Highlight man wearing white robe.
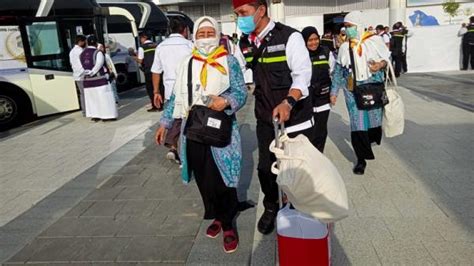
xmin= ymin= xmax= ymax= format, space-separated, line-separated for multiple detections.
xmin=80 ymin=35 xmax=118 ymax=121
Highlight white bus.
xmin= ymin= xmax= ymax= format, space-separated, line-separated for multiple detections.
xmin=98 ymin=0 xmax=169 ymax=90
xmin=0 ymin=0 xmax=137 ymax=130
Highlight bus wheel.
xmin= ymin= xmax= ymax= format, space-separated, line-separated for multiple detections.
xmin=0 ymin=93 xmax=19 ymax=131
xmin=115 ymin=64 xmax=129 ymax=92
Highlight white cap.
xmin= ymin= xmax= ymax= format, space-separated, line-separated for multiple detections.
xmin=344 ymin=10 xmax=364 ymax=26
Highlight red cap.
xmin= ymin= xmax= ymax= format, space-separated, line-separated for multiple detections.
xmin=232 ymin=0 xmax=257 ymax=9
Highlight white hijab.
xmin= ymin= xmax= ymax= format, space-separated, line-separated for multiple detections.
xmin=172 ymin=16 xmax=230 ymax=119
xmin=338 ymin=11 xmax=391 ymax=81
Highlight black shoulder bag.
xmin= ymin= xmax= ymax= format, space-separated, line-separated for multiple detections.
xmin=348 ymin=45 xmax=389 ymax=110
xmin=183 ymin=58 xmax=233 ymax=148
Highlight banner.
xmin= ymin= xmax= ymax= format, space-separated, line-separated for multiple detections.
xmin=0 ymin=26 xmax=27 ymax=70
xmin=407 ymin=24 xmax=464 ymax=73
xmin=407 ymin=3 xmax=474 ymax=26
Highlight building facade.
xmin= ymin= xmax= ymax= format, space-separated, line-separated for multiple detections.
xmin=153 ymin=0 xmax=406 ymax=34
xmin=154 ymin=0 xmax=474 ymax=72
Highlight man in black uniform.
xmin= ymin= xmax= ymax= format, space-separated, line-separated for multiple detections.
xmin=460 ymin=16 xmax=474 ymax=70
xmin=390 ymin=22 xmax=405 ymax=77
xmin=135 ymin=31 xmax=159 ymax=112
xmin=234 ymin=0 xmax=313 ymax=235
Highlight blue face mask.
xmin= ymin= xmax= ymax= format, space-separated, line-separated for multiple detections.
xmin=237 ymin=8 xmax=262 ymax=35
xmin=346 ymin=26 xmax=358 ymax=39
xmin=238 ymin=15 xmax=256 ymax=35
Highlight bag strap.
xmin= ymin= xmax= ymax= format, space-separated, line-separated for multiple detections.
xmin=348 ymin=45 xmax=357 ymax=91
xmin=385 ymin=61 xmax=399 ymax=89
xmin=187 ymin=57 xmax=193 ymax=106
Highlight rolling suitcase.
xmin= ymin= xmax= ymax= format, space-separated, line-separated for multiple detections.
xmin=272 ymin=119 xmax=335 ymax=266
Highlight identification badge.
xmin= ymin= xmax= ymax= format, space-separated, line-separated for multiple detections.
xmin=319 ymin=55 xmax=326 ymax=59
xmin=207 ymin=117 xmax=222 ymax=129
xmin=267 ymin=44 xmax=285 ymax=53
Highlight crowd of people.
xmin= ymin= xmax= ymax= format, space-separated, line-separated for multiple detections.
xmin=68 ymin=0 xmax=473 ymax=255
xmin=150 ymin=0 xmax=393 ymax=254
xmin=317 ymin=21 xmax=412 ymax=77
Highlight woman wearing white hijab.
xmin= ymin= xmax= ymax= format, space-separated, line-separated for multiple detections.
xmin=155 ymin=16 xmax=247 ymax=254
xmin=330 ymin=11 xmax=391 ymax=175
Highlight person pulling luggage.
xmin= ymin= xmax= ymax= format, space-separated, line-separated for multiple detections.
xmin=233 ymin=0 xmax=313 ymax=235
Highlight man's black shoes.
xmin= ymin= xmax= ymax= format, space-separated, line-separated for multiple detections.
xmin=257 ymin=208 xmax=277 ymax=235
xmin=353 ymin=159 xmax=367 ymax=175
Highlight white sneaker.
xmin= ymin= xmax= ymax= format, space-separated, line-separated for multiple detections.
xmin=166 ymin=149 xmax=181 ymax=164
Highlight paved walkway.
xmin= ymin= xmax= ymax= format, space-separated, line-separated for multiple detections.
xmin=0 ymin=89 xmax=159 ymax=227
xmin=1 ymin=72 xmax=473 ymax=265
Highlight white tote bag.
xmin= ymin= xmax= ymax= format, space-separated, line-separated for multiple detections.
xmin=270 ymin=133 xmax=349 ymax=223
xmin=383 ymin=62 xmax=405 ymax=138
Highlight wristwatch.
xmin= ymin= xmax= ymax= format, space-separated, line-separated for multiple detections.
xmin=284 ymin=96 xmax=297 ymax=109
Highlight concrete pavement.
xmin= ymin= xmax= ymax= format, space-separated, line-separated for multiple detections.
xmin=1 ymin=71 xmax=473 ymax=265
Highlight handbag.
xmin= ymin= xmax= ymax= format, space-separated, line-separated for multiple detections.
xmin=348 ymin=45 xmax=389 ymax=110
xmin=270 ymin=120 xmax=349 ymax=223
xmin=183 ymin=58 xmax=232 ymax=148
xmin=383 ymin=61 xmax=405 ymax=138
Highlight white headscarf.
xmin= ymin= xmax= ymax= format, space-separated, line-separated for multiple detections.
xmin=172 ymin=16 xmax=230 ymax=119
xmin=338 ymin=11 xmax=391 ymax=81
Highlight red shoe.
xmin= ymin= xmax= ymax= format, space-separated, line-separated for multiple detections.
xmin=206 ymin=220 xmax=222 ymax=238
xmin=223 ymin=230 xmax=239 ymax=254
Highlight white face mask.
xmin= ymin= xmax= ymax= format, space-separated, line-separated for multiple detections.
xmin=195 ymin=37 xmax=219 ymax=55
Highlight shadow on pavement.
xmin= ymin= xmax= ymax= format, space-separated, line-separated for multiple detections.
xmin=327 ymin=112 xmax=358 ymax=165
xmin=238 ymin=123 xmax=258 ymax=205
xmin=0 ymin=86 xmax=149 ymax=141
xmin=384 ymin=119 xmax=474 ymax=233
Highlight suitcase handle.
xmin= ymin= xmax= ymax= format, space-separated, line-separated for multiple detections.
xmin=273 ymin=118 xmax=286 ymax=209
xmin=273 ymin=118 xmax=286 ymax=149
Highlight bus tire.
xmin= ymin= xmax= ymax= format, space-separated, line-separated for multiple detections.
xmin=0 ymin=84 xmax=33 ymax=131
xmin=115 ymin=64 xmax=129 ymax=92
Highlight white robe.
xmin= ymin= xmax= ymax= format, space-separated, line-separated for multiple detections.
xmin=83 ymin=46 xmax=118 ymax=119
xmin=84 ymin=84 xmax=118 ymax=119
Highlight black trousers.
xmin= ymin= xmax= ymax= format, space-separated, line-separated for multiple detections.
xmin=144 ymin=72 xmax=156 ymax=108
xmin=187 ymin=139 xmax=238 ymax=231
xmin=75 ymin=81 xmax=85 ymax=116
xmin=256 ymin=120 xmax=314 ymax=210
xmin=311 ymin=110 xmax=330 ymax=153
xmin=351 ymin=127 xmax=382 ymax=161
xmin=462 ymin=43 xmax=474 ymax=70
xmin=401 ymin=52 xmax=408 ymax=73
xmin=392 ymin=54 xmax=402 ymax=77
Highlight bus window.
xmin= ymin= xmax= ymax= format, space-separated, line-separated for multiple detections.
xmin=25 ymin=21 xmax=68 ymax=71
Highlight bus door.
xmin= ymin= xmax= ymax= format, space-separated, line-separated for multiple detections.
xmin=60 ymin=18 xmax=96 ymax=51
xmin=19 ymin=17 xmax=79 ymax=117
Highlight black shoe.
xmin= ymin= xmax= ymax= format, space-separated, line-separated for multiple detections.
xmin=147 ymin=107 xmax=159 ymax=112
xmin=353 ymin=160 xmax=367 ymax=175
xmin=257 ymin=208 xmax=277 ymax=235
